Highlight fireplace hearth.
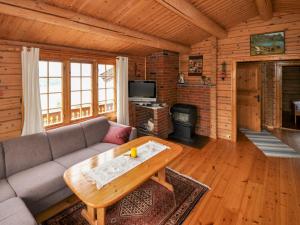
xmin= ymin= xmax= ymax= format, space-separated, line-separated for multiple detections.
xmin=169 ymin=103 xmax=197 ymax=143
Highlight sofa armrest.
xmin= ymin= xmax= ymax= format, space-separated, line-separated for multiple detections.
xmin=108 ymin=121 xmax=137 ymax=141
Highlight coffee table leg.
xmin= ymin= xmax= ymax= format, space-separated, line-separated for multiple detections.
xmin=97 ymin=208 xmax=106 ymax=225
xmin=152 ymin=168 xmax=174 ymax=192
xmin=81 ymin=206 xmax=97 ymax=225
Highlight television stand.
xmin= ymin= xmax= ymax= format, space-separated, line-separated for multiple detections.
xmin=129 ymin=103 xmax=170 ymax=139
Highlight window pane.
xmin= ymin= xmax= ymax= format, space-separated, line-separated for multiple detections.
xmin=71 ymin=63 xmax=80 ymax=76
xmin=82 ymin=91 xmax=91 ymax=104
xmin=49 ymin=78 xmax=62 ymax=93
xmin=39 ymin=78 xmax=48 ymax=94
xmin=39 ymin=61 xmax=47 ymax=77
xmin=98 ymin=64 xmax=105 ymax=76
xmin=106 ymin=65 xmax=114 ymax=76
xmin=81 ymin=104 xmax=91 ymax=117
xmin=49 ymin=93 xmax=62 ymax=109
xmin=82 ymin=77 xmax=91 ymax=90
xmin=98 ymin=77 xmax=105 ymax=89
xmin=82 ymin=64 xmax=92 ymax=77
xmin=106 ymin=100 xmax=114 ymax=112
xmin=98 ymin=89 xmax=105 ymax=102
xmin=106 ymin=88 xmax=114 ymax=100
xmin=40 ymin=94 xmax=48 ymax=110
xmin=49 ymin=62 xmax=62 ymax=77
xmin=71 ymin=77 xmax=81 ymax=91
xmin=71 ymin=91 xmax=81 ymax=106
xmin=98 ymin=101 xmax=105 ymax=114
xmin=106 ymin=77 xmax=114 ymax=88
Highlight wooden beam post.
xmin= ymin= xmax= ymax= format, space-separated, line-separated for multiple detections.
xmin=154 ymin=0 xmax=227 ymax=39
xmin=0 ymin=0 xmax=191 ymax=53
xmin=255 ymin=0 xmax=273 ymax=21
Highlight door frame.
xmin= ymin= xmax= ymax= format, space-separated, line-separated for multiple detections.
xmin=232 ymin=58 xmax=300 ymax=142
xmin=275 ymin=61 xmax=300 ymax=128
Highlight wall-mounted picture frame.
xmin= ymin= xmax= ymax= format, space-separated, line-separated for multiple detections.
xmin=250 ymin=31 xmax=285 ymax=56
xmin=188 ymin=55 xmax=203 ymax=76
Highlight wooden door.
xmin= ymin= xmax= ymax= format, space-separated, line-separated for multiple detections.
xmin=237 ymin=63 xmax=262 ymax=132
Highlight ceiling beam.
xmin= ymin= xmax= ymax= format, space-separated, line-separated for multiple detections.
xmin=0 ymin=0 xmax=191 ymax=53
xmin=154 ymin=0 xmax=227 ymax=39
xmin=255 ymin=0 xmax=273 ymax=20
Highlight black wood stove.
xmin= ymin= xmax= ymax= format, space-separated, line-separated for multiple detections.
xmin=169 ymin=103 xmax=197 ymax=142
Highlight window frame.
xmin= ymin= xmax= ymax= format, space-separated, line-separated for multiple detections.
xmin=39 ymin=60 xmax=64 ymax=127
xmin=97 ymin=64 xmax=116 ymax=115
xmin=39 ymin=54 xmax=117 ymax=130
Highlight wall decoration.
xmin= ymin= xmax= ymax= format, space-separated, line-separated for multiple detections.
xmin=177 ymin=72 xmax=185 ymax=84
xmin=188 ymin=55 xmax=203 ymax=76
xmin=250 ymin=31 xmax=285 ymax=56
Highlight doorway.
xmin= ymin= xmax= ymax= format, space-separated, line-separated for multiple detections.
xmin=281 ymin=66 xmax=300 ymax=130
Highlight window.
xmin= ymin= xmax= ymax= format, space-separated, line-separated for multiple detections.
xmin=98 ymin=64 xmax=115 ymax=114
xmin=39 ymin=61 xmax=63 ymax=126
xmin=71 ymin=62 xmax=92 ymax=120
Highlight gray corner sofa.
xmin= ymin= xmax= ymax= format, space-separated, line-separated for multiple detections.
xmin=0 ymin=117 xmax=136 ymax=225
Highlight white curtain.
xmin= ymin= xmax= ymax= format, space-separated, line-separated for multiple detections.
xmin=116 ymin=56 xmax=129 ymax=125
xmin=21 ymin=47 xmax=44 ymax=136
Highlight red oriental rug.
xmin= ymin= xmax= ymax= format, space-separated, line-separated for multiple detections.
xmin=42 ymin=168 xmax=209 ymax=225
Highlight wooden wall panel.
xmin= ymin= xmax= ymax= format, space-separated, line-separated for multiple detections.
xmin=180 ymin=12 xmax=300 ymax=140
xmin=0 ymin=40 xmax=140 ymax=141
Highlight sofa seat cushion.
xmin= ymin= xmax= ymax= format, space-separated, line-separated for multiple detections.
xmin=90 ymin=143 xmax=118 ymax=154
xmin=0 ymin=179 xmax=16 ymax=203
xmin=55 ymin=148 xmax=99 ymax=169
xmin=7 ymin=161 xmax=66 ymax=203
xmin=0 ymin=197 xmax=37 ymax=225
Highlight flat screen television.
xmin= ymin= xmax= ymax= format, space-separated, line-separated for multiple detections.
xmin=128 ymin=80 xmax=156 ymax=102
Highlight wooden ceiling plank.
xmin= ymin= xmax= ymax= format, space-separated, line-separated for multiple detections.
xmin=154 ymin=0 xmax=227 ymax=39
xmin=255 ymin=0 xmax=273 ymax=21
xmin=0 ymin=0 xmax=191 ymax=53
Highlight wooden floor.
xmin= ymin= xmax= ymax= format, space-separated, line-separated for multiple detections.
xmin=270 ymin=128 xmax=300 ymax=152
xmin=37 ymin=134 xmax=300 ymax=225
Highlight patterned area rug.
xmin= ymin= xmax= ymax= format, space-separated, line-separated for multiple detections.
xmin=42 ymin=168 xmax=209 ymax=225
xmin=240 ymin=128 xmax=300 ymax=158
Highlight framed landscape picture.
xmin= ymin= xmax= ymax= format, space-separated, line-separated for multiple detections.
xmin=250 ymin=31 xmax=285 ymax=56
xmin=188 ymin=55 xmax=203 ymax=76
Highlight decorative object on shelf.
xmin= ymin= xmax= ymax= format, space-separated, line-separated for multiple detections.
xmin=147 ymin=118 xmax=154 ymax=132
xmin=221 ymin=61 xmax=227 ymax=80
xmin=178 ymin=72 xmax=185 ymax=84
xmin=250 ymin=31 xmax=285 ymax=56
xmin=188 ymin=55 xmax=203 ymax=76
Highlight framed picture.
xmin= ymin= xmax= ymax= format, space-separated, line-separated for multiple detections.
xmin=188 ymin=55 xmax=203 ymax=76
xmin=250 ymin=31 xmax=285 ymax=56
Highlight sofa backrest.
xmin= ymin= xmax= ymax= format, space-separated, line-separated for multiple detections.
xmin=0 ymin=143 xmax=5 ymax=179
xmin=47 ymin=123 xmax=86 ymax=159
xmin=3 ymin=133 xmax=52 ymax=177
xmin=80 ymin=117 xmax=110 ymax=147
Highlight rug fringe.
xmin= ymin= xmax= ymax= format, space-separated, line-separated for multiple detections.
xmin=166 ymin=167 xmax=211 ymax=190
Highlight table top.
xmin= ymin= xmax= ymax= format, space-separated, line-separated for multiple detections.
xmin=63 ymin=136 xmax=183 ymax=208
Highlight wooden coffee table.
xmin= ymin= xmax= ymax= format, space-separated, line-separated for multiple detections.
xmin=63 ymin=136 xmax=183 ymax=225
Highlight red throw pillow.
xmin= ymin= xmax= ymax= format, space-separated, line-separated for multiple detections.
xmin=102 ymin=126 xmax=132 ymax=145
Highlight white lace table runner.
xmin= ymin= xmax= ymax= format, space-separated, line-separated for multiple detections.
xmin=82 ymin=141 xmax=169 ymax=189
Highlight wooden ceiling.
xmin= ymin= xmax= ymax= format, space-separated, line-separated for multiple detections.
xmin=0 ymin=0 xmax=299 ymax=55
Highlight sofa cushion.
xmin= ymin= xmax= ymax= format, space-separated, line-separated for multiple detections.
xmin=55 ymin=148 xmax=99 ymax=169
xmin=0 ymin=143 xmax=5 ymax=179
xmin=7 ymin=161 xmax=66 ymax=203
xmin=103 ymin=126 xmax=132 ymax=145
xmin=3 ymin=133 xmax=52 ymax=177
xmin=90 ymin=143 xmax=118 ymax=154
xmin=47 ymin=124 xmax=86 ymax=159
xmin=0 ymin=179 xmax=16 ymax=203
xmin=109 ymin=121 xmax=137 ymax=141
xmin=80 ymin=117 xmax=110 ymax=146
xmin=0 ymin=197 xmax=37 ymax=225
